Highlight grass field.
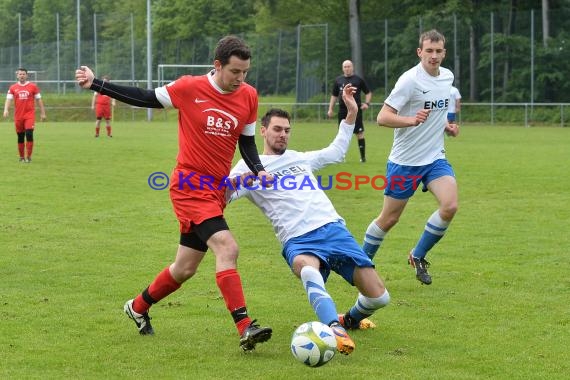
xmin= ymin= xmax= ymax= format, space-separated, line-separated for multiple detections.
xmin=1 ymin=118 xmax=569 ymax=379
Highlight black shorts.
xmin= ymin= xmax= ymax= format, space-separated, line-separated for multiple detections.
xmin=338 ymin=109 xmax=364 ymax=134
xmin=179 ymin=216 xmax=229 ymax=252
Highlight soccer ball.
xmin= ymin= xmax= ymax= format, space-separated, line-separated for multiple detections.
xmin=290 ymin=321 xmax=337 ymax=367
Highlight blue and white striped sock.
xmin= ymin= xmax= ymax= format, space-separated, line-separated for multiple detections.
xmin=362 ymin=220 xmax=386 ymax=259
xmin=347 ymin=290 xmax=390 ymax=327
xmin=413 ymin=210 xmax=450 ymax=259
xmin=300 ymin=266 xmax=338 ymax=326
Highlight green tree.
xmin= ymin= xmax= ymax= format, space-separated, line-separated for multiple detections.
xmin=0 ymin=0 xmax=34 ymax=48
xmin=153 ymin=0 xmax=256 ymax=40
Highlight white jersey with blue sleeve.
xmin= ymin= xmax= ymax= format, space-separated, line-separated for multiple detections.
xmin=448 ymin=86 xmax=461 ymax=113
xmin=228 ymin=120 xmax=355 ymax=244
xmin=384 ymin=62 xmax=454 ymax=166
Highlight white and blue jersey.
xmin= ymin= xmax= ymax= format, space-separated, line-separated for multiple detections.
xmin=229 ymin=120 xmax=354 ymax=244
xmin=229 ymin=120 xmax=374 ymax=279
xmin=384 ymin=62 xmax=454 ymax=166
xmin=381 ymin=62 xmax=456 ymax=199
xmin=447 ymin=86 xmax=461 ymax=122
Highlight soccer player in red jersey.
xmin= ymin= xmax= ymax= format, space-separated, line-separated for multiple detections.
xmin=75 ymin=35 xmax=273 ymax=351
xmin=91 ymin=75 xmax=115 ymax=137
xmin=3 ymin=68 xmax=47 ymax=163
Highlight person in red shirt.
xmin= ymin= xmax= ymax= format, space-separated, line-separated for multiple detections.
xmin=91 ymin=75 xmax=115 ymax=137
xmin=75 ymin=35 xmax=273 ymax=352
xmin=3 ymin=68 xmax=47 ymax=163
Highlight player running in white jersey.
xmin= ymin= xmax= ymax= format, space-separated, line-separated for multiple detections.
xmin=362 ymin=29 xmax=459 ymax=285
xmin=448 ymin=85 xmax=462 ymax=123
xmin=228 ymin=84 xmax=390 ymax=355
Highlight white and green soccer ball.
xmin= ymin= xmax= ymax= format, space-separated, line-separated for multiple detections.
xmin=290 ymin=321 xmax=337 ymax=367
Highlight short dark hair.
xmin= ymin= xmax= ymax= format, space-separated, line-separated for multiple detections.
xmin=419 ymin=29 xmax=445 ymax=48
xmin=17 ymin=67 xmax=28 ymax=73
xmin=261 ymin=108 xmax=291 ymax=128
xmin=214 ymin=35 xmax=251 ymax=66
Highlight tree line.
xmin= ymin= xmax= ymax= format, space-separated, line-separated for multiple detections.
xmin=1 ymin=0 xmax=569 ymax=102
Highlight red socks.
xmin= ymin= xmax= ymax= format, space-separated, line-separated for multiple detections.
xmin=25 ymin=141 xmax=33 ymax=158
xmin=216 ymin=269 xmax=251 ymax=334
xmin=132 ymin=267 xmax=181 ymax=314
xmin=131 ymin=267 xmax=251 ymax=335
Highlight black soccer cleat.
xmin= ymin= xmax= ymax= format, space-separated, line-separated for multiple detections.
xmin=408 ymin=252 xmax=432 ymax=285
xmin=124 ymin=299 xmax=155 ymax=335
xmin=239 ymin=319 xmax=272 ymax=352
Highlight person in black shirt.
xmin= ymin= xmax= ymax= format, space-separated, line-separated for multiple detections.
xmin=327 ymin=60 xmax=372 ymax=163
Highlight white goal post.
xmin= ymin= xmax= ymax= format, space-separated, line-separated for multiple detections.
xmin=157 ymin=64 xmax=213 ymax=86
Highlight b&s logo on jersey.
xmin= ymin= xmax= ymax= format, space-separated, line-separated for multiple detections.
xmin=203 ymin=108 xmax=238 ymax=137
xmin=18 ymin=91 xmax=31 ymax=100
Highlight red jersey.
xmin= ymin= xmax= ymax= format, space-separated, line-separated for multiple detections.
xmin=7 ymin=82 xmax=41 ymax=121
xmin=159 ymin=74 xmax=258 ymax=181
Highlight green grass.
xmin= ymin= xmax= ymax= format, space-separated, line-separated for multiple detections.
xmin=1 ymin=119 xmax=569 ymax=379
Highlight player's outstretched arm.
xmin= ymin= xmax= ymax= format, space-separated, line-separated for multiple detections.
xmin=76 ymin=65 xmax=163 ymax=109
xmin=342 ymin=84 xmax=358 ymax=125
xmin=305 ymin=84 xmax=357 ymax=169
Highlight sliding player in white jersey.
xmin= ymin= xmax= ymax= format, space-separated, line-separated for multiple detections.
xmin=228 ymin=84 xmax=390 ymax=356
xmin=361 ymin=29 xmax=459 ymax=285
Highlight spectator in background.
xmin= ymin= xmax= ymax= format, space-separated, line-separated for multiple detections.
xmin=3 ymin=68 xmax=47 ymax=163
xmin=91 ymin=75 xmax=115 ymax=137
xmin=327 ymin=60 xmax=372 ymax=163
xmin=448 ymin=85 xmax=462 ymax=123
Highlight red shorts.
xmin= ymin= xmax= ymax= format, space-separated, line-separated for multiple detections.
xmin=96 ymin=106 xmax=111 ymax=120
xmin=14 ymin=118 xmax=35 ymax=133
xmin=169 ymin=167 xmax=227 ymax=233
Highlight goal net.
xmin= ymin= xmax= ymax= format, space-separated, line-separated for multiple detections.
xmin=157 ymin=64 xmax=213 ymax=86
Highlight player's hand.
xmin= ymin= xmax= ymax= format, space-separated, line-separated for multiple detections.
xmin=327 ymin=109 xmax=334 ymax=118
xmin=75 ymin=66 xmax=95 ymax=89
xmin=230 ymin=171 xmax=274 ymax=189
xmin=414 ymin=109 xmax=431 ymax=126
xmin=342 ymin=84 xmax=357 ymax=112
xmin=40 ymin=114 xmax=47 ymax=122
xmin=445 ymin=122 xmax=459 ymax=137
xmin=3 ymin=110 xmax=8 ymax=118
xmin=257 ymin=170 xmax=275 ymax=188
xmin=230 ymin=172 xmax=256 ymax=189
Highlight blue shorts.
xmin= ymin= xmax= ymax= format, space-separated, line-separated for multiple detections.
xmin=384 ymin=159 xmax=455 ymax=200
xmin=282 ymin=221 xmax=374 ymax=285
